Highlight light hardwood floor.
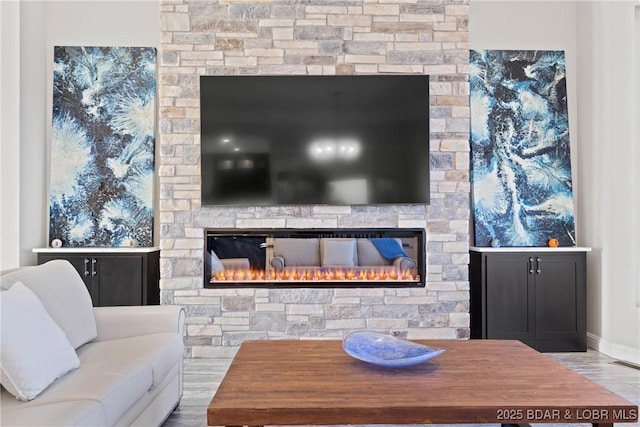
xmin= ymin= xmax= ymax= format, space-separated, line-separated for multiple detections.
xmin=162 ymin=347 xmax=640 ymax=427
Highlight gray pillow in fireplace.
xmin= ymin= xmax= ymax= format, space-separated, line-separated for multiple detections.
xmin=273 ymin=238 xmax=321 ymax=266
xmin=357 ymin=238 xmax=397 ymax=266
xmin=320 ymin=238 xmax=357 ymax=267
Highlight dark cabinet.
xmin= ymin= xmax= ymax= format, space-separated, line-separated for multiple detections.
xmin=470 ymin=248 xmax=588 ymax=352
xmin=35 ymin=249 xmax=160 ymax=307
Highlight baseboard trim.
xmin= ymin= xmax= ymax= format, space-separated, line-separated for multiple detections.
xmin=587 ymin=332 xmax=640 ymax=365
xmin=612 ymin=359 xmax=640 ymax=370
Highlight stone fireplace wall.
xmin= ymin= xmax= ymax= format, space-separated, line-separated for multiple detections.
xmin=158 ymin=0 xmax=470 ymax=357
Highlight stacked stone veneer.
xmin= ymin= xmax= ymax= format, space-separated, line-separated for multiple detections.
xmin=159 ymin=0 xmax=470 ymax=358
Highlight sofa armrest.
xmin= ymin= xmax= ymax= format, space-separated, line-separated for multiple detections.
xmin=271 ymin=256 xmax=285 ymax=272
xmin=393 ymin=256 xmax=417 ymax=271
xmin=93 ymin=305 xmax=185 ymax=342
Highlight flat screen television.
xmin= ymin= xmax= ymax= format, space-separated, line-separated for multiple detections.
xmin=200 ymin=75 xmax=430 ymax=206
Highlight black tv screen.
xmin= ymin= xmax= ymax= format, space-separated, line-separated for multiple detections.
xmin=200 ymin=75 xmax=430 ymax=206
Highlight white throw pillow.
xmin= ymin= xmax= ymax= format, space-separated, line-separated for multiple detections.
xmin=0 ymin=260 xmax=97 ymax=349
xmin=0 ymin=281 xmax=80 ymax=401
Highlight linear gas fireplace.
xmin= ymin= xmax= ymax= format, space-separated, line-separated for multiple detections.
xmin=204 ymin=228 xmax=426 ymax=288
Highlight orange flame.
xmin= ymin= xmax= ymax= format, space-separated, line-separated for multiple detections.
xmin=211 ymin=267 xmax=417 ymax=283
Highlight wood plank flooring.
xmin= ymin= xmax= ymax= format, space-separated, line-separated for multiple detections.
xmin=162 ymin=346 xmax=640 ymax=427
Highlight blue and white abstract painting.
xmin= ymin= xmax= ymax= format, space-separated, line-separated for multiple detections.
xmin=470 ymin=50 xmax=575 ymax=247
xmin=49 ymin=46 xmax=156 ymax=247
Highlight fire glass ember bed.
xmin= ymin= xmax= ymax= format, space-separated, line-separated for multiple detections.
xmin=204 ymin=228 xmax=425 ymax=288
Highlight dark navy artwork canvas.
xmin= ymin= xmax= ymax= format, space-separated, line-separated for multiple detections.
xmin=49 ymin=46 xmax=156 ymax=247
xmin=470 ymin=50 xmax=575 ymax=247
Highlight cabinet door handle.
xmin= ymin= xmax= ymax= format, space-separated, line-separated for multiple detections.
xmin=529 ymin=257 xmax=534 ymax=274
xmin=536 ymin=257 xmax=541 ymax=274
xmin=84 ymin=258 xmax=90 ymax=276
xmin=91 ymin=258 xmax=97 ymax=276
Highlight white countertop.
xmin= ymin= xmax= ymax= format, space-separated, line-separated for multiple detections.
xmin=470 ymin=246 xmax=592 ymax=253
xmin=33 ymin=247 xmax=160 ymax=254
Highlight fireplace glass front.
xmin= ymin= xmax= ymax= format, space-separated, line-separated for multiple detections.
xmin=204 ymin=228 xmax=425 ymax=288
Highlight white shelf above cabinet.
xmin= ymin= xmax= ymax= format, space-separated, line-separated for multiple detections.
xmin=470 ymin=246 xmax=591 ymax=253
xmin=33 ymin=247 xmax=160 ymax=254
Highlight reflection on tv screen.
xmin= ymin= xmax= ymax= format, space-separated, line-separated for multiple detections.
xmin=200 ymin=75 xmax=430 ymax=206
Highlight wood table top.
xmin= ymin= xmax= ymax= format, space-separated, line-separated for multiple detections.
xmin=207 ymin=339 xmax=638 ymax=426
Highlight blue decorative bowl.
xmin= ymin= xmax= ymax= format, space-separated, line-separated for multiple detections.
xmin=342 ymin=331 xmax=445 ymax=368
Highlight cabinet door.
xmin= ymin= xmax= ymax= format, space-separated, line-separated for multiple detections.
xmin=534 ymin=254 xmax=586 ymax=346
xmin=94 ymin=255 xmax=143 ymax=306
xmin=37 ymin=255 xmax=98 ymax=305
xmin=485 ymin=254 xmax=536 ymax=341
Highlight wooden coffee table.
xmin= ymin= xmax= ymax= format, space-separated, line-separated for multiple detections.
xmin=207 ymin=339 xmax=638 ymax=427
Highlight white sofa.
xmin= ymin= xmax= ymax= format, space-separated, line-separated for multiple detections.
xmin=0 ymin=260 xmax=185 ymax=427
xmin=270 ymin=237 xmax=418 ymax=272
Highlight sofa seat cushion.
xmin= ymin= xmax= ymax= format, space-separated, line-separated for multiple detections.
xmin=78 ymin=332 xmax=183 ymax=389
xmin=1 ymin=357 xmax=151 ymax=427
xmin=1 ymin=389 xmax=107 ymax=426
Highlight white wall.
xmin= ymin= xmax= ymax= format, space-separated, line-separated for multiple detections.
xmin=0 ymin=1 xmax=21 ymax=270
xmin=636 ymin=2 xmax=640 ymax=309
xmin=1 ymin=1 xmax=159 ymax=267
xmin=18 ymin=1 xmax=47 ymax=269
xmin=470 ymin=0 xmax=640 ymax=364
xmin=576 ymin=0 xmax=640 ymax=364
